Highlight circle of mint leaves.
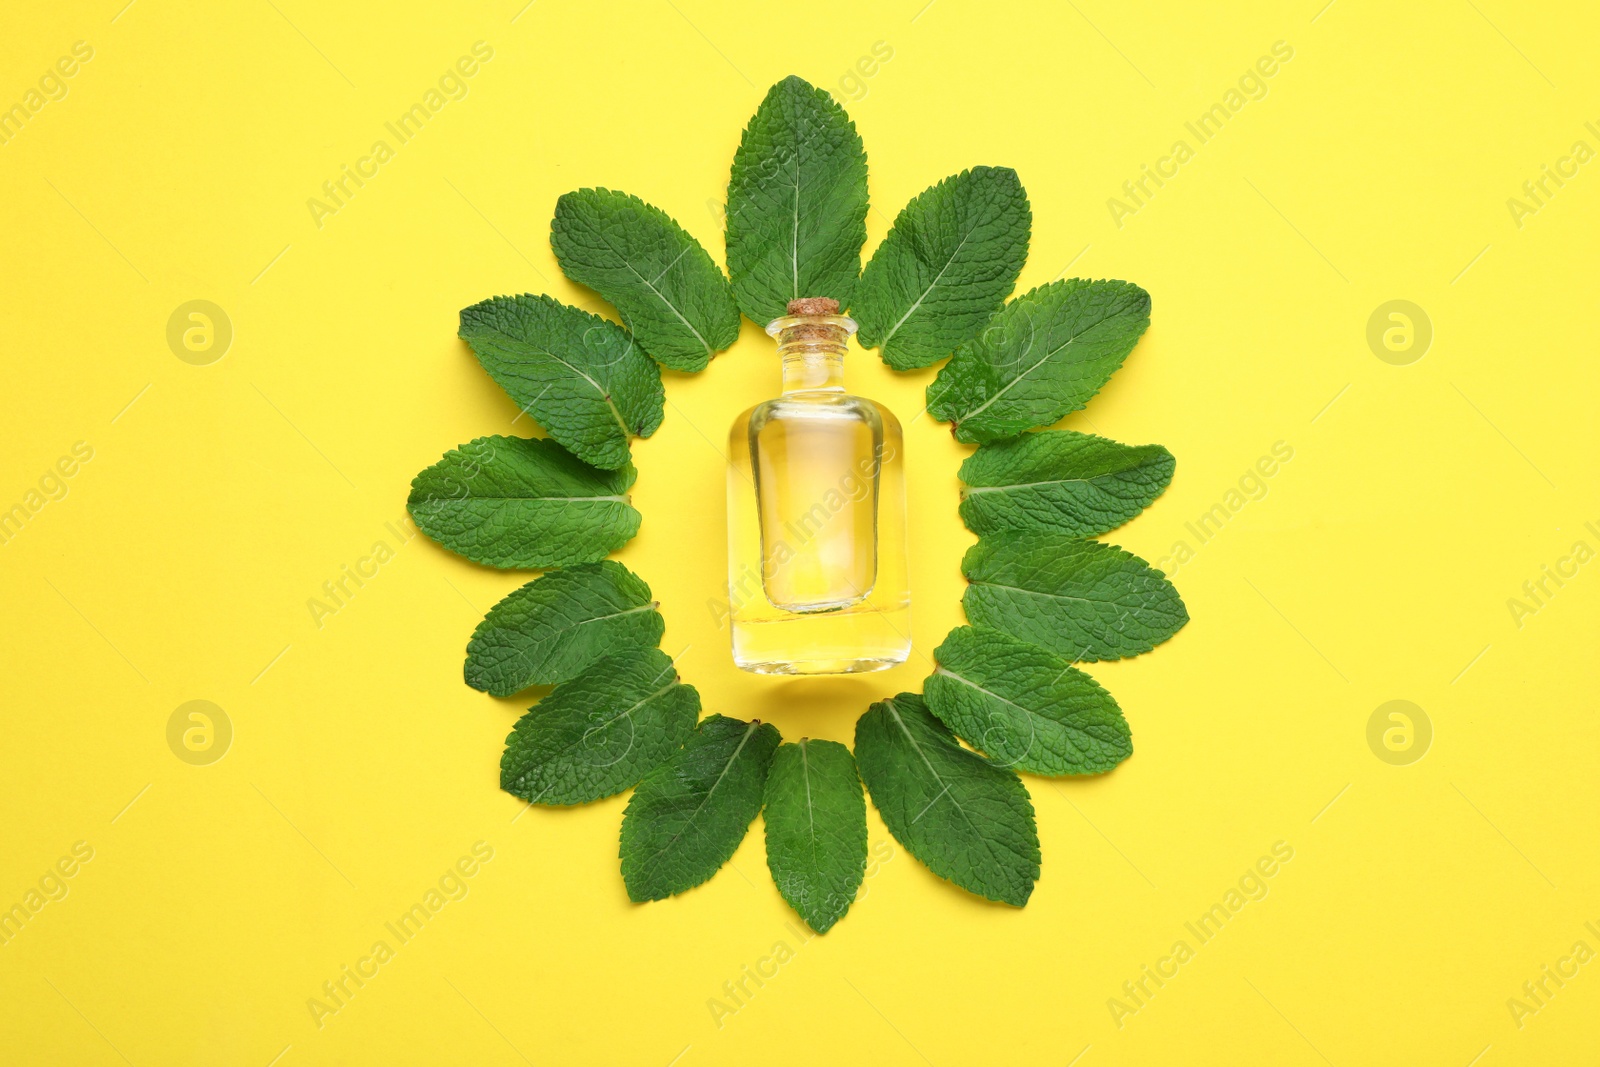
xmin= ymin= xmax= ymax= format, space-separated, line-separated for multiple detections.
xmin=406 ymin=75 xmax=1188 ymax=934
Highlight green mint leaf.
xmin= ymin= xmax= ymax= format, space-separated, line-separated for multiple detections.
xmin=854 ymin=167 xmax=1031 ymax=370
xmin=958 ymin=430 xmax=1175 ymax=538
xmin=762 ymin=739 xmax=867 ymax=933
xmin=725 ymin=75 xmax=868 ymax=325
xmin=854 ymin=692 xmax=1039 ymax=906
xmin=408 ymin=436 xmax=640 ymax=569
xmin=500 ymin=647 xmax=698 ymax=806
xmin=962 ymin=531 xmax=1188 ymax=661
xmin=465 ymin=561 xmax=665 ymax=697
xmin=925 ymin=626 xmax=1131 ymax=776
xmin=926 ymin=279 xmax=1152 ymax=443
xmin=621 ymin=714 xmax=782 ymax=901
xmin=459 ymin=294 xmax=663 ymax=471
xmin=550 ymin=188 xmax=740 ymax=372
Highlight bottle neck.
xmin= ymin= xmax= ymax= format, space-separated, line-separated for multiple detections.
xmin=767 ymin=316 xmax=855 ymax=394
xmin=781 ymin=351 xmax=845 ymax=392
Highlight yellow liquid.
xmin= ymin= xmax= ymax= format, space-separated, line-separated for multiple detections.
xmin=756 ymin=410 xmax=877 ymax=611
xmin=727 ymin=390 xmax=911 ymax=675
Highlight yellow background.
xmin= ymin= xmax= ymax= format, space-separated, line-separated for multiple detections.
xmin=3 ymin=0 xmax=1596 ymax=1063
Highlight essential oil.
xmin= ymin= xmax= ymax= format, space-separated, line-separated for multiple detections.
xmin=726 ymin=297 xmax=911 ymax=674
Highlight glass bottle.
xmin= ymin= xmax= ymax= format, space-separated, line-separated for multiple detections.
xmin=726 ymin=297 xmax=911 ymax=674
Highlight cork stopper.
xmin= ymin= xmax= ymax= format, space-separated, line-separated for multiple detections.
xmin=766 ymin=296 xmax=856 ymax=345
xmin=786 ymin=297 xmax=839 ymax=316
